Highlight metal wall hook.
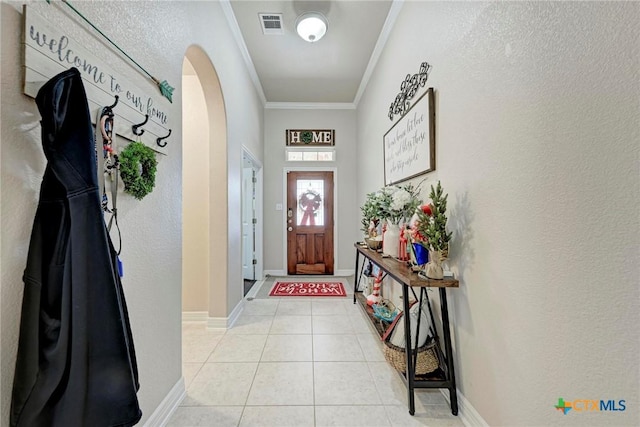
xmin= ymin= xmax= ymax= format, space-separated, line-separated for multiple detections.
xmin=106 ymin=95 xmax=119 ymax=110
xmin=156 ymin=129 xmax=171 ymax=148
xmin=100 ymin=95 xmax=119 ymax=118
xmin=131 ymin=114 xmax=149 ymax=136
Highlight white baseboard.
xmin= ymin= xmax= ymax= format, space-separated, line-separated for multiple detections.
xmin=334 ymin=269 xmax=354 ymax=276
xmin=264 ymin=269 xmax=353 ymax=277
xmin=264 ymin=269 xmax=285 ymax=276
xmin=181 ymin=311 xmax=208 ymax=322
xmin=143 ymin=377 xmax=185 ymax=427
xmin=246 ymin=279 xmax=266 ymax=299
xmin=227 ymin=298 xmax=244 ymax=328
xmin=206 ymin=299 xmax=245 ymax=329
xmin=440 ymin=389 xmax=489 ymax=427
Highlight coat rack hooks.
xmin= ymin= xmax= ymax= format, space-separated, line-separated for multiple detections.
xmin=106 ymin=95 xmax=119 ymax=110
xmin=156 ymin=129 xmax=171 ymax=148
xmin=131 ymin=114 xmax=149 ymax=136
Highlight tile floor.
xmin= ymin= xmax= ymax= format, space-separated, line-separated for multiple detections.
xmin=168 ymin=278 xmax=463 ymax=427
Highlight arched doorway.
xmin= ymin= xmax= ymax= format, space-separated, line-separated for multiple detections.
xmin=181 ymin=46 xmax=228 ymax=321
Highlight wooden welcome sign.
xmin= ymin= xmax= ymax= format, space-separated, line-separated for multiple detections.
xmin=22 ymin=5 xmax=171 ymax=155
xmin=286 ymin=129 xmax=335 ymax=147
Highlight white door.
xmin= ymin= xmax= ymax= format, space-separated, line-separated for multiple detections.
xmin=242 ymin=164 xmax=256 ymax=280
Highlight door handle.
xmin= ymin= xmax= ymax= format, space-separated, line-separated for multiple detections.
xmin=288 ymin=227 xmax=293 ymax=232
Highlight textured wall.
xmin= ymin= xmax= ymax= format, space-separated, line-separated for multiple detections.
xmin=263 ymin=109 xmax=359 ymax=274
xmin=0 ymin=1 xmax=263 ymax=424
xmin=357 ymin=1 xmax=639 ymax=425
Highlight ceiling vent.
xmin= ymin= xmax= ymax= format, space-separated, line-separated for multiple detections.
xmin=259 ymin=13 xmax=284 ymax=35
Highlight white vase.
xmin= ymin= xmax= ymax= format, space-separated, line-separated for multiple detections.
xmin=382 ymin=220 xmax=400 ymax=257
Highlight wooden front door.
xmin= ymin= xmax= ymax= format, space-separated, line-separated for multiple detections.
xmin=286 ymin=171 xmax=334 ymax=275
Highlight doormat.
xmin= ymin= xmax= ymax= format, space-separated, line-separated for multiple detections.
xmin=269 ymin=282 xmax=347 ymax=297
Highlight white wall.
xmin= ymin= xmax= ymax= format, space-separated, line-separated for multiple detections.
xmin=0 ymin=1 xmax=263 ymax=424
xmin=358 ymin=1 xmax=639 ymax=425
xmin=264 ymin=108 xmax=359 ymax=275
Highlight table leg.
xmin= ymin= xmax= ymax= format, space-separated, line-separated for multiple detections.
xmin=353 ymin=251 xmax=360 ymax=304
xmin=439 ymin=288 xmax=458 ymax=415
xmin=402 ymin=284 xmax=415 ymax=415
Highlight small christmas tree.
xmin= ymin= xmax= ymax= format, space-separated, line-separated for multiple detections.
xmin=416 ymin=181 xmax=452 ymax=253
xmin=360 ymin=192 xmax=382 ymax=237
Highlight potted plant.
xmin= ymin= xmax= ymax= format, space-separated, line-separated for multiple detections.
xmin=413 ymin=181 xmax=452 ymax=279
xmin=360 ymin=191 xmax=384 ymax=249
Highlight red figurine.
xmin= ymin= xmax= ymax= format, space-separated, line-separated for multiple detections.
xmin=398 ymin=226 xmax=410 ymax=261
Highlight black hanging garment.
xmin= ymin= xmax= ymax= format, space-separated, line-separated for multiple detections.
xmin=10 ymin=68 xmax=141 ymax=427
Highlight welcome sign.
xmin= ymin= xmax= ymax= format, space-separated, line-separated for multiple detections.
xmin=22 ymin=5 xmax=171 ymax=154
xmin=286 ymin=129 xmax=335 ymax=146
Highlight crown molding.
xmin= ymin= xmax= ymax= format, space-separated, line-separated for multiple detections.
xmin=221 ymin=0 xmax=403 ymax=107
xmin=265 ymin=102 xmax=356 ymax=110
xmin=353 ymin=0 xmax=404 ymax=106
xmin=220 ymin=0 xmax=267 ymax=105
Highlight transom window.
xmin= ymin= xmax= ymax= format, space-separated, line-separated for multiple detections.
xmin=286 ymin=148 xmax=335 ymax=162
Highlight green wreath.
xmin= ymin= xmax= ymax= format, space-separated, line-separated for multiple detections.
xmin=119 ymin=141 xmax=157 ymax=200
xmin=301 ymin=131 xmax=313 ymax=144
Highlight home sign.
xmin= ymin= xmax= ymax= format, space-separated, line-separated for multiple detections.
xmin=286 ymin=129 xmax=335 ymax=147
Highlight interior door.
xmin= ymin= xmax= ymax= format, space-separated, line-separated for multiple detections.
xmin=286 ymin=171 xmax=334 ymax=275
xmin=242 ymin=165 xmax=255 ymax=280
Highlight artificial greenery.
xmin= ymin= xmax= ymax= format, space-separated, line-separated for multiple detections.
xmin=378 ymin=182 xmax=422 ymax=224
xmin=415 ymin=181 xmax=452 ymax=252
xmin=360 ymin=182 xmax=422 ymax=235
xmin=119 ymin=141 xmax=158 ymax=200
xmin=360 ymin=191 xmax=383 ymax=236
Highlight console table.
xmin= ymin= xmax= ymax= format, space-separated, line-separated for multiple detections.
xmin=353 ymin=243 xmax=459 ymax=416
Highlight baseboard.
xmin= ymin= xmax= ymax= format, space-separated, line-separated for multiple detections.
xmin=264 ymin=269 xmax=353 ymax=277
xmin=143 ymin=377 xmax=185 ymax=427
xmin=181 ymin=311 xmax=208 ymax=322
xmin=334 ymin=269 xmax=354 ymax=276
xmin=264 ymin=269 xmax=285 ymax=276
xmin=206 ymin=299 xmax=245 ymax=329
xmin=227 ymin=298 xmax=244 ymax=328
xmin=440 ymin=389 xmax=489 ymax=427
xmin=246 ymin=279 xmax=265 ymax=299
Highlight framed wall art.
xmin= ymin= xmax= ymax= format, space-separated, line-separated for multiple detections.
xmin=383 ymin=88 xmax=435 ymax=186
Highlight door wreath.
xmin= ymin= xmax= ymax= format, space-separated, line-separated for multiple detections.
xmin=299 ymin=189 xmax=322 ymax=225
xmin=119 ymin=141 xmax=157 ymax=200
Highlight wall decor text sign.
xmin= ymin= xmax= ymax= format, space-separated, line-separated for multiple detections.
xmin=383 ymin=88 xmax=435 ymax=186
xmin=22 ymin=5 xmax=171 ymax=155
xmin=286 ymin=129 xmax=335 ymax=146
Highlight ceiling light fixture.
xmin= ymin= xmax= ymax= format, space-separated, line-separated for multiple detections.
xmin=295 ymin=12 xmax=327 ymax=43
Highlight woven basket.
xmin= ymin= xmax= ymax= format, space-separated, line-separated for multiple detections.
xmin=383 ymin=341 xmax=439 ymax=375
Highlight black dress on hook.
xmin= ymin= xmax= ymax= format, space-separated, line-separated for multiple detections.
xmin=10 ymin=68 xmax=141 ymax=427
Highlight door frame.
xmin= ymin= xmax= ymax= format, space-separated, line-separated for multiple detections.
xmin=243 ymin=146 xmax=264 ymax=280
xmin=282 ymin=166 xmax=338 ymax=275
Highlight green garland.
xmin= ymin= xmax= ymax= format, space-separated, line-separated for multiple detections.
xmin=119 ymin=141 xmax=157 ymax=200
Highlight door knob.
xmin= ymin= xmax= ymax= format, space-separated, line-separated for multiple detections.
xmin=288 ymin=227 xmax=293 ymax=232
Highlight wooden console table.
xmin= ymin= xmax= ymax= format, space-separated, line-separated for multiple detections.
xmin=353 ymin=243 xmax=459 ymax=416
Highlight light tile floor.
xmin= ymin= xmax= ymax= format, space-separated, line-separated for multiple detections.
xmin=168 ymin=277 xmax=463 ymax=427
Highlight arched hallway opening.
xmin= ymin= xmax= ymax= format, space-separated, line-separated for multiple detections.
xmin=181 ymin=46 xmax=228 ymax=322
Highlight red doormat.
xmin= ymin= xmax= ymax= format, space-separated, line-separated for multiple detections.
xmin=269 ymin=282 xmax=347 ymax=297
